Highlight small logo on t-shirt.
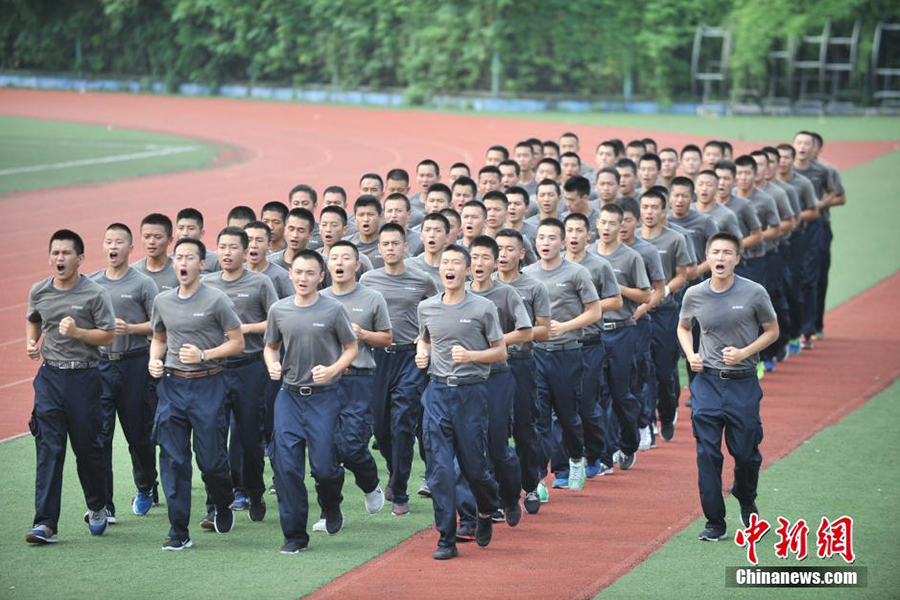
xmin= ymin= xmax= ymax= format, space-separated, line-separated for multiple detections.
xmin=404 ymin=286 xmax=420 ymax=292
xmin=193 ymin=312 xmax=205 ymax=317
xmin=120 ymin=294 xmax=133 ymax=299
xmin=459 ymin=318 xmax=472 ymax=323
xmin=732 ymin=305 xmax=744 ymax=310
xmin=70 ymin=304 xmax=83 ymax=310
xmin=352 ymin=308 xmax=364 ymax=312
xmin=658 ymin=250 xmax=668 ymax=254
xmin=555 ymin=283 xmax=568 ymax=288
xmin=237 ymin=293 xmax=250 ymax=298
xmin=312 ymin=322 xmax=325 ymax=327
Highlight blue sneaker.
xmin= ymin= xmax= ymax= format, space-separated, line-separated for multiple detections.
xmin=763 ymin=359 xmax=776 ymax=372
xmin=789 ymin=339 xmax=802 ymax=355
xmin=585 ymin=459 xmax=602 ymax=479
xmin=551 ymin=476 xmax=569 ymax=489
xmin=133 ymin=489 xmax=153 ymax=516
xmin=230 ymin=493 xmax=249 ymax=511
xmin=26 ymin=525 xmax=58 ymax=544
xmin=87 ymin=510 xmax=108 ymax=536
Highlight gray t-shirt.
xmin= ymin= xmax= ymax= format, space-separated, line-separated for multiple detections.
xmin=636 ymin=227 xmax=692 ymax=309
xmin=132 ymin=257 xmax=179 ymax=292
xmin=668 ymin=208 xmax=719 ymax=265
xmin=264 ymin=294 xmax=356 ymax=387
xmin=468 ymin=281 xmax=532 ymax=369
xmin=498 ymin=272 xmax=551 ymax=353
xmin=150 ymin=284 xmax=242 ymax=371
xmin=360 ymin=266 xmax=439 ymax=344
xmin=321 ymin=284 xmax=392 ymax=369
xmin=774 ymin=179 xmax=801 ymax=218
xmin=202 ymin=269 xmax=278 ymax=356
xmin=27 ymin=275 xmax=116 ymax=363
xmin=626 ymin=238 xmax=665 ymax=322
xmin=418 ymin=291 xmax=504 ymax=380
xmin=699 ymin=204 xmax=743 ymax=239
xmin=346 ymin=233 xmax=383 ymax=269
xmin=667 ymin=222 xmax=698 ymax=264
xmin=406 ymin=230 xmax=425 ymax=256
xmin=782 ymin=172 xmax=817 ymax=213
xmin=89 ymin=268 xmax=158 ymax=353
xmin=260 ymin=262 xmax=294 ymax=299
xmin=743 ymin=188 xmax=781 ymax=256
xmin=794 ymin=161 xmax=833 ymax=201
xmin=201 ymin=250 xmax=220 ymax=274
xmin=594 ymin=243 xmax=650 ymax=321
xmin=724 ymin=194 xmax=763 ymax=240
xmin=680 ymin=276 xmax=777 ymax=371
xmin=523 ymin=259 xmax=599 ymax=344
xmin=570 ymin=252 xmax=621 ymax=336
xmin=405 ymin=255 xmax=444 ymax=292
xmin=270 ymin=249 xmax=292 ymax=271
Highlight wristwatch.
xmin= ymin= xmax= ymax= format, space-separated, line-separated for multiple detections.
xmin=200 ymin=349 xmax=207 ymax=362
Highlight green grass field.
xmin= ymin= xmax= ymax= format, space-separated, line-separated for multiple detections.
xmin=0 ymin=116 xmax=218 ymax=195
xmin=594 ymin=379 xmax=900 ymax=600
xmin=0 ymin=108 xmax=898 ymax=599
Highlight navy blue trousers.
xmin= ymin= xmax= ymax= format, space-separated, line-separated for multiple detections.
xmin=272 ymin=386 xmax=344 ymax=546
xmin=761 ymin=250 xmax=790 ymax=361
xmin=31 ymin=365 xmax=107 ymax=532
xmin=649 ymin=306 xmax=680 ymax=426
xmin=784 ymin=231 xmax=806 ymax=341
xmin=221 ymin=359 xmax=267 ymax=499
xmin=423 ymin=381 xmax=499 ymax=548
xmin=509 ymin=356 xmax=544 ymax=493
xmin=154 ymin=372 xmax=233 ymax=540
xmin=689 ymin=371 xmax=763 ymax=531
xmin=801 ymin=219 xmax=824 ymax=337
xmin=744 ymin=256 xmax=767 ymax=287
xmin=816 ymin=220 xmax=833 ymax=333
xmin=551 ymin=340 xmax=607 ymax=473
xmin=335 ymin=374 xmax=380 ymax=494
xmin=602 ymin=326 xmax=641 ymax=456
xmin=535 ymin=347 xmax=585 ymax=475
xmin=634 ymin=318 xmax=654 ymax=433
xmin=99 ymin=352 xmax=157 ymax=513
xmin=371 ymin=348 xmax=426 ymax=504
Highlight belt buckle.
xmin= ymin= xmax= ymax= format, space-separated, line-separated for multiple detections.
xmin=718 ymin=370 xmax=728 ymax=380
xmin=299 ymin=386 xmax=313 ymax=396
xmin=446 ymin=376 xmax=459 ymax=387
xmin=602 ymin=322 xmax=614 ymax=331
xmin=107 ymin=353 xmax=122 ymax=361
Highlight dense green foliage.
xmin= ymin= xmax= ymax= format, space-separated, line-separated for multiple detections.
xmin=1 ymin=0 xmax=897 ymax=102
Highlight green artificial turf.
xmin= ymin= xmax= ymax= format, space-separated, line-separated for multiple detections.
xmin=0 ymin=115 xmax=218 ymax=195
xmin=594 ymin=378 xmax=900 ymax=600
xmin=490 ymin=111 xmax=900 ymax=142
xmin=0 ymin=435 xmax=434 ymax=600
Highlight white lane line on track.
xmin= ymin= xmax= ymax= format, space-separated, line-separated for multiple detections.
xmin=0 ymin=338 xmax=25 ymax=348
xmin=0 ymin=377 xmax=31 ymax=391
xmin=0 ymin=145 xmax=199 ymax=176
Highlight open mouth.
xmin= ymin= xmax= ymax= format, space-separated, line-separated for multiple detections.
xmin=474 ymin=268 xmax=484 ymax=278
xmin=248 ymin=250 xmax=258 ymax=259
xmin=335 ymin=268 xmax=345 ymax=277
xmin=56 ymin=264 xmax=66 ymax=273
xmin=109 ymin=251 xmax=119 ymax=261
xmin=179 ymin=268 xmax=188 ymax=278
xmin=445 ymin=272 xmax=457 ymax=282
xmin=714 ymin=263 xmax=726 ymax=273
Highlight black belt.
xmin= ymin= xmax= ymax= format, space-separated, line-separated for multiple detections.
xmin=538 ymin=340 xmax=582 ymax=352
xmin=489 ymin=364 xmax=510 ymax=374
xmin=507 ymin=349 xmax=534 ymax=361
xmin=430 ymin=375 xmax=487 ymax=387
xmin=283 ymin=383 xmax=338 ymax=396
xmin=384 ymin=343 xmax=416 ymax=354
xmin=343 ymin=367 xmax=374 ymax=376
xmin=582 ymin=335 xmax=604 ymax=347
xmin=702 ymin=367 xmax=757 ymax=380
xmin=101 ymin=348 xmax=149 ymax=361
xmin=44 ymin=360 xmax=98 ymax=370
xmin=224 ymin=352 xmax=263 ymax=369
xmin=601 ymin=319 xmax=636 ymax=332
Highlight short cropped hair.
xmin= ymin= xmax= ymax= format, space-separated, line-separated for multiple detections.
xmin=50 ymin=229 xmax=85 ymax=255
xmin=141 ymin=213 xmax=173 ymax=237
xmin=217 ymin=226 xmax=249 ymax=249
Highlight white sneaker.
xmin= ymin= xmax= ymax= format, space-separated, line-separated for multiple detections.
xmin=312 ymin=518 xmax=327 ymax=533
xmin=638 ymin=426 xmax=652 ymax=451
xmin=568 ymin=458 xmax=585 ymax=491
xmin=364 ymin=486 xmax=385 ymax=514
xmin=612 ymin=450 xmax=623 ymax=464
